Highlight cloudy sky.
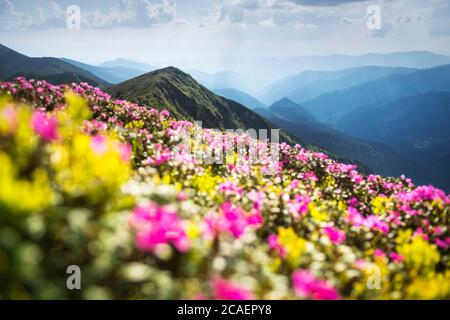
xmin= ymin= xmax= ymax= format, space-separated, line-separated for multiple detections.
xmin=1 ymin=0 xmax=450 ymax=71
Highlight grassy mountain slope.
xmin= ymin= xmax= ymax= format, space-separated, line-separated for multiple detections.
xmin=107 ymin=67 xmax=300 ymax=145
xmin=0 ymin=44 xmax=110 ymax=88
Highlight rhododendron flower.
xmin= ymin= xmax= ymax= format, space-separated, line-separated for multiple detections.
xmin=211 ymin=278 xmax=254 ymax=300
xmin=347 ymin=207 xmax=389 ymax=234
xmin=130 ymin=203 xmax=190 ymax=253
xmin=374 ymin=249 xmax=386 ymax=258
xmin=414 ymin=228 xmax=429 ymax=241
xmin=1 ymin=106 xmax=18 ymax=132
xmin=160 ymin=109 xmax=170 ymax=118
xmin=218 ymin=181 xmax=243 ymax=196
xmin=301 ymin=171 xmax=318 ymax=182
xmin=389 ymin=252 xmax=404 ymax=263
xmin=246 ymin=190 xmax=265 ymax=211
xmin=31 ymin=111 xmax=59 ymax=142
xmin=435 ymin=238 xmax=450 ymax=249
xmin=364 ymin=215 xmax=390 ymax=234
xmin=292 ymin=270 xmax=340 ymax=300
xmin=322 ymin=226 xmax=346 ymax=244
xmin=268 ymin=234 xmax=286 ymax=257
xmin=347 ymin=206 xmax=365 ymax=227
xmin=119 ymin=143 xmax=132 ymax=162
xmin=287 ymin=194 xmax=311 ymax=218
xmin=204 ymin=202 xmax=262 ymax=239
xmin=90 ymin=135 xmax=108 ymax=155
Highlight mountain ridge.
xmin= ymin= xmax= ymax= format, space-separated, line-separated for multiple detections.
xmin=0 ymin=43 xmax=110 ymax=88
xmin=107 ymin=66 xmax=302 ymax=146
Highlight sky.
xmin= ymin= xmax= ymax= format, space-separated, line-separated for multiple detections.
xmin=1 ymin=0 xmax=450 ymax=72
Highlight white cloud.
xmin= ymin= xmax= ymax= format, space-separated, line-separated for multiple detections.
xmin=0 ymin=0 xmax=178 ymax=30
xmin=259 ymin=17 xmax=275 ymax=26
xmin=0 ymin=0 xmax=33 ymax=30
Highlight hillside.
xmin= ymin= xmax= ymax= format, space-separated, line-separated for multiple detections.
xmin=0 ymin=44 xmax=110 ymax=88
xmin=1 ymin=78 xmax=449 ymax=300
xmin=108 ymin=67 xmax=299 ymax=144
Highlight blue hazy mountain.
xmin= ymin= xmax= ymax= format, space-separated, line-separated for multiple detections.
xmin=213 ymin=88 xmax=266 ymax=110
xmin=336 ymin=91 xmax=450 ymax=191
xmin=260 ymin=66 xmax=417 ymax=105
xmin=254 ymin=98 xmax=430 ymax=185
xmin=250 ymin=51 xmax=450 ymax=81
xmin=302 ymin=64 xmax=450 ymax=124
xmin=99 ymin=58 xmax=157 ymax=73
xmin=61 ymin=58 xmax=145 ymax=84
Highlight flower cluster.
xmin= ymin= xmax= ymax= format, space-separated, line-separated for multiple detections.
xmin=0 ymin=77 xmax=449 ymax=300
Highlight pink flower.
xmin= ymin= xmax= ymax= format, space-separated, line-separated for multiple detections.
xmin=130 ymin=203 xmax=190 ymax=253
xmin=119 ymin=143 xmax=132 ymax=162
xmin=287 ymin=195 xmax=311 ymax=219
xmin=364 ymin=215 xmax=390 ymax=234
xmin=160 ymin=109 xmax=170 ymax=118
xmin=389 ymin=252 xmax=404 ymax=263
xmin=218 ymin=181 xmax=243 ymax=196
xmin=347 ymin=206 xmax=365 ymax=227
xmin=374 ymin=249 xmax=386 ymax=258
xmin=435 ymin=238 xmax=450 ymax=249
xmin=292 ymin=270 xmax=340 ymax=300
xmin=31 ymin=111 xmax=59 ymax=142
xmin=268 ymin=234 xmax=286 ymax=257
xmin=322 ymin=226 xmax=346 ymax=245
xmin=90 ymin=135 xmax=108 ymax=155
xmin=204 ymin=202 xmax=262 ymax=239
xmin=1 ymin=106 xmax=18 ymax=132
xmin=414 ymin=228 xmax=429 ymax=241
xmin=211 ymin=278 xmax=254 ymax=300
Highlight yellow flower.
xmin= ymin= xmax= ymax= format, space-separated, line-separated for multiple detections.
xmin=397 ymin=235 xmax=440 ymax=274
xmin=372 ymin=196 xmax=389 ymax=215
xmin=277 ymin=227 xmax=307 ymax=268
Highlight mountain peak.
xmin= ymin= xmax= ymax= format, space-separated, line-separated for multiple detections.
xmin=157 ymin=66 xmax=186 ymax=75
xmin=269 ymin=97 xmax=315 ymax=123
xmin=275 ymin=97 xmax=297 ymax=105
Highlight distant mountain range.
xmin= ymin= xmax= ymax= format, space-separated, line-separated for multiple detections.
xmin=61 ymin=58 xmax=146 ymax=84
xmin=99 ymin=58 xmax=157 ymax=72
xmin=213 ymin=88 xmax=266 ymax=110
xmin=254 ymin=98 xmax=430 ymax=184
xmin=258 ymin=64 xmax=450 ymax=190
xmin=260 ymin=66 xmax=417 ymax=105
xmin=336 ymin=91 xmax=450 ymax=190
xmin=229 ymin=51 xmax=450 ymax=80
xmin=301 ymin=64 xmax=450 ymax=124
xmin=0 ymin=43 xmax=110 ymax=88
